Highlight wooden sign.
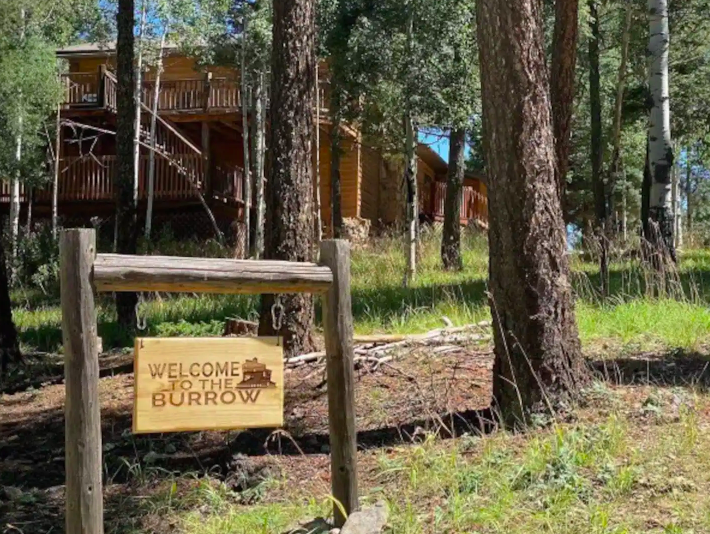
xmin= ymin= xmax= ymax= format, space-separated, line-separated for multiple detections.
xmin=133 ymin=337 xmax=283 ymax=433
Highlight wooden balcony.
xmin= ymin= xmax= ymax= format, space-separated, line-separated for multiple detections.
xmin=60 ymin=69 xmax=330 ymax=116
xmin=0 ymin=155 xmax=244 ymax=208
xmin=430 ymin=181 xmax=488 ymax=227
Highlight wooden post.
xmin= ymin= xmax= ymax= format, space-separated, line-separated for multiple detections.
xmin=202 ymin=122 xmax=212 ymax=197
xmin=203 ymin=72 xmax=213 ymax=111
xmin=320 ymin=239 xmax=358 ymax=527
xmin=60 ymin=229 xmax=103 ymax=534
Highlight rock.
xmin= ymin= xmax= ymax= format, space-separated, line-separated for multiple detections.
xmin=341 ymin=501 xmax=388 ymax=534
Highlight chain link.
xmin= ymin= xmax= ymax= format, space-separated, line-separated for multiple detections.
xmin=271 ymin=296 xmax=284 ymax=345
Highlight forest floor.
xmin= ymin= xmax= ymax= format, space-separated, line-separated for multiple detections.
xmin=4 ymin=234 xmax=710 ymax=533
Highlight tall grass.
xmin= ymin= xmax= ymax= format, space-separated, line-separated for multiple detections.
xmin=11 ymin=229 xmax=710 ymax=353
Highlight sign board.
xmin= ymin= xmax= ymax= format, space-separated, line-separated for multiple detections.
xmin=133 ymin=337 xmax=283 ymax=433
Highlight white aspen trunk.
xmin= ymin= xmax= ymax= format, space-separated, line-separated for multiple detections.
xmin=674 ymin=164 xmax=682 ymax=248
xmin=314 ymin=64 xmax=322 ymax=245
xmin=404 ymin=113 xmax=418 ymax=284
xmin=647 ymin=0 xmax=674 ymax=249
xmin=10 ymin=8 xmax=25 ymax=258
xmin=621 ymin=172 xmax=628 ymax=243
xmin=253 ymin=70 xmax=266 ymax=258
xmin=145 ymin=25 xmax=168 ymax=241
xmin=24 ymin=188 xmax=32 ymax=238
xmin=241 ymin=14 xmax=252 ymax=258
xmin=10 ymin=124 xmax=22 ymax=258
xmin=134 ymin=1 xmax=147 ymax=207
xmin=403 ymin=3 xmax=417 ymax=284
xmin=52 ymin=105 xmax=61 ymax=241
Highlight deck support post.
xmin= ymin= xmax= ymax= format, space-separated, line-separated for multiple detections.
xmin=202 ymin=122 xmax=212 ymax=198
xmin=60 ymin=229 xmax=103 ymax=534
xmin=320 ymin=239 xmax=358 ymax=527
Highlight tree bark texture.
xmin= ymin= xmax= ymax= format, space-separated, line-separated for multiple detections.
xmin=477 ymin=0 xmax=588 ymax=426
xmin=647 ymin=0 xmax=675 ymax=258
xmin=330 ymin=104 xmax=343 ymax=239
xmin=252 ymin=71 xmax=266 ymax=258
xmin=550 ymin=0 xmax=579 ymax=208
xmin=258 ymin=0 xmax=317 ymax=357
xmin=0 ymin=231 xmax=20 ymax=373
xmin=115 ymin=0 xmax=139 ymax=331
xmin=404 ymin=113 xmax=418 ymax=284
xmin=441 ymin=128 xmax=466 ymax=271
xmin=589 ymin=0 xmax=608 ymax=294
xmin=241 ymin=13 xmax=252 ymax=257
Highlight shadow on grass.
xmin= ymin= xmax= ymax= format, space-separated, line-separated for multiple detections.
xmin=591 ymin=350 xmax=710 ymax=387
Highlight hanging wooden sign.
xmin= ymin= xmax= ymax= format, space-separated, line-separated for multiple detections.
xmin=133 ymin=337 xmax=283 ymax=433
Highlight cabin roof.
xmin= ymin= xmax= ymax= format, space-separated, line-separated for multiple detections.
xmin=56 ymin=41 xmax=180 ymax=58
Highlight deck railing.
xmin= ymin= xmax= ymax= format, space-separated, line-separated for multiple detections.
xmin=0 ymin=155 xmax=244 ymax=205
xmin=431 ymin=181 xmax=488 ymax=226
xmin=60 ymin=70 xmax=329 ymax=114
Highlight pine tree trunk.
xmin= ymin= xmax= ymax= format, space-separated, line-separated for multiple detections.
xmin=252 ymin=71 xmax=266 ymax=258
xmin=589 ymin=0 xmax=608 ymax=295
xmin=145 ymin=26 xmax=167 ymax=242
xmin=330 ymin=93 xmax=343 ymax=238
xmin=647 ymin=0 xmax=675 ymax=259
xmin=550 ymin=0 xmax=579 ymax=206
xmin=116 ymin=0 xmax=138 ymax=331
xmin=241 ymin=13 xmax=252 ymax=257
xmin=477 ymin=0 xmax=588 ymax=426
xmin=404 ymin=113 xmax=418 ymax=284
xmin=314 ymin=64 xmax=322 ymax=244
xmin=0 ymin=228 xmax=20 ymax=373
xmin=258 ymin=0 xmax=316 ymax=357
xmin=441 ymin=128 xmax=465 ymax=270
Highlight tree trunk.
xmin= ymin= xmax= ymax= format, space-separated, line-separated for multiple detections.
xmin=10 ymin=8 xmax=25 ymax=260
xmin=25 ymin=188 xmax=33 ymax=239
xmin=241 ymin=12 xmax=252 ymax=257
xmin=589 ymin=0 xmax=608 ymax=295
xmin=641 ymin=136 xmax=651 ymax=238
xmin=647 ymin=0 xmax=675 ymax=260
xmin=550 ymin=0 xmax=579 ymax=207
xmin=133 ymin=1 xmax=147 ymax=208
xmin=330 ymin=92 xmax=343 ymax=238
xmin=52 ymin=106 xmax=61 ymax=241
xmin=314 ymin=64 xmax=322 ymax=245
xmin=258 ymin=0 xmax=316 ymax=357
xmin=0 ymin=230 xmax=20 ymax=374
xmin=252 ymin=70 xmax=266 ymax=258
xmin=685 ymin=151 xmax=693 ymax=239
xmin=608 ymin=1 xmax=633 ymax=195
xmin=672 ymin=157 xmax=682 ymax=248
xmin=441 ymin=127 xmax=465 ymax=270
xmin=115 ymin=0 xmax=138 ymax=332
xmin=477 ymin=0 xmax=588 ymax=426
xmin=404 ymin=113 xmax=418 ymax=284
xmin=145 ymin=26 xmax=168 ymax=242
xmin=11 ymin=122 xmax=22 ymax=260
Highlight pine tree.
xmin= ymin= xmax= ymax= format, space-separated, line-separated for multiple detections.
xmin=115 ymin=0 xmax=139 ymax=331
xmin=258 ymin=0 xmax=317 ymax=357
xmin=477 ymin=0 xmax=588 ymax=425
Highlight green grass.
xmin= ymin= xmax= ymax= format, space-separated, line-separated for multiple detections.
xmin=11 ymin=232 xmax=710 ymax=353
xmin=112 ymin=385 xmax=710 ymax=533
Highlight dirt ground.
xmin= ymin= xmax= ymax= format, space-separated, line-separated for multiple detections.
xmin=0 ymin=341 xmax=494 ymax=533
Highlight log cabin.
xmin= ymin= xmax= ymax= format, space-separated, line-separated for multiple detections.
xmin=0 ymin=42 xmax=488 ymax=246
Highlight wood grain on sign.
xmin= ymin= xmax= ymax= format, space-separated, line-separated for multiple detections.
xmin=133 ymin=337 xmax=283 ymax=433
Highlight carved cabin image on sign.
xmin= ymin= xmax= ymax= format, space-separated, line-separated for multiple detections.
xmin=133 ymin=337 xmax=284 ymax=433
